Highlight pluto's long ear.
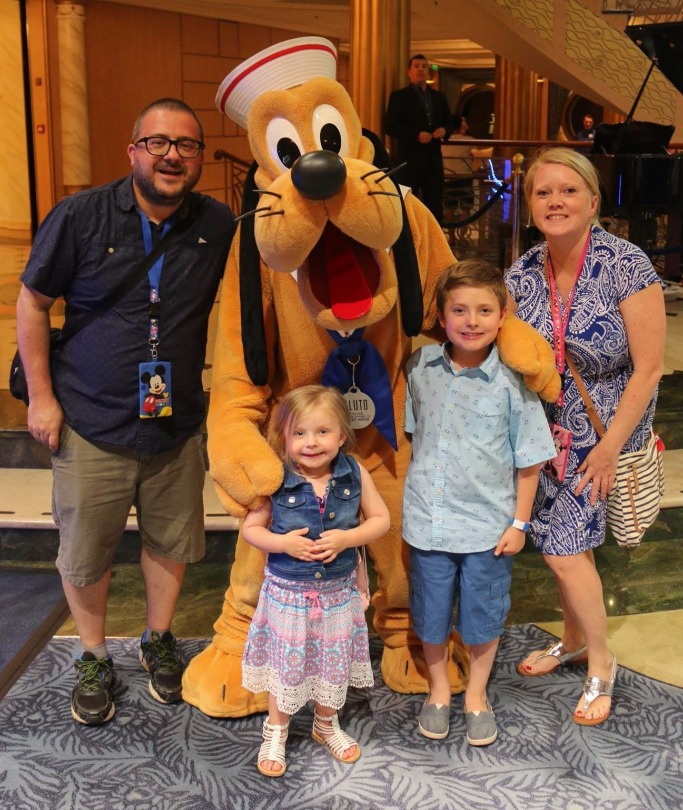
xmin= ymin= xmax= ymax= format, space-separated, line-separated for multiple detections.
xmin=239 ymin=161 xmax=269 ymax=385
xmin=361 ymin=128 xmax=422 ymax=336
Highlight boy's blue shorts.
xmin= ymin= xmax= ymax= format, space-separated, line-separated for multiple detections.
xmin=409 ymin=546 xmax=513 ymax=646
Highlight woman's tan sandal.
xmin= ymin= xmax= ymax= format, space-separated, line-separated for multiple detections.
xmin=312 ymin=711 xmax=361 ymax=763
xmin=257 ymin=720 xmax=289 ymax=777
xmin=573 ymin=653 xmax=617 ymax=727
xmin=516 ymin=641 xmax=588 ymax=677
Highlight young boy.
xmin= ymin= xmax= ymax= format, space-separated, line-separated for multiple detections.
xmin=403 ymin=260 xmax=556 ymax=746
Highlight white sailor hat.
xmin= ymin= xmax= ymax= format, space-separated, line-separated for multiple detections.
xmin=216 ymin=36 xmax=338 ymax=130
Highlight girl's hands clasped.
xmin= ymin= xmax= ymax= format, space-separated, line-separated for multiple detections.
xmin=280 ymin=527 xmax=321 ymax=561
xmin=312 ymin=529 xmax=351 ymax=564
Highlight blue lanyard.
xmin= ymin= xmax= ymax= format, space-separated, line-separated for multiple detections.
xmin=139 ymin=212 xmax=173 ymax=291
xmin=139 ymin=212 xmax=173 ymax=359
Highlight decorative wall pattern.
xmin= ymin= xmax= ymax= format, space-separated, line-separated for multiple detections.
xmin=565 ymin=1 xmax=676 ymax=122
xmin=494 ymin=0 xmax=554 ymax=42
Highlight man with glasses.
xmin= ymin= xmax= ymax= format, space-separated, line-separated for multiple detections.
xmin=16 ymin=98 xmax=235 ymax=725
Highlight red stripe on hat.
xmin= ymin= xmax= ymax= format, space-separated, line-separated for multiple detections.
xmin=218 ymin=43 xmax=337 ymax=114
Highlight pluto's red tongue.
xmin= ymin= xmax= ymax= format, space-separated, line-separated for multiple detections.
xmin=322 ymin=223 xmax=372 ymax=320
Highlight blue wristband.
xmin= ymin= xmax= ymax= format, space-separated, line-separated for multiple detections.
xmin=510 ymin=518 xmax=530 ymax=532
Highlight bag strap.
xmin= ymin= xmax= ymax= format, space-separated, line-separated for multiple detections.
xmin=58 ymin=213 xmax=194 ymax=344
xmin=564 ymin=352 xmax=607 ymax=438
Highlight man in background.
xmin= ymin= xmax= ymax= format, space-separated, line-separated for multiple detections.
xmin=576 ymin=114 xmax=596 ymax=142
xmin=385 ymin=54 xmax=453 ymax=223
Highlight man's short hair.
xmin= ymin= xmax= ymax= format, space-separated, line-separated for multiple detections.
xmin=408 ymin=54 xmax=428 ymax=68
xmin=131 ymin=98 xmax=204 ymax=142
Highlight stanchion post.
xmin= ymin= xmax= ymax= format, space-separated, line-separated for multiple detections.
xmin=510 ymin=153 xmax=526 ymax=265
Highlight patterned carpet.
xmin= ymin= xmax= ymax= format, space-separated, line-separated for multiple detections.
xmin=1 ymin=625 xmax=682 ymax=810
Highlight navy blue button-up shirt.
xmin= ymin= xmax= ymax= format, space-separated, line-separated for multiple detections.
xmin=21 ymin=176 xmax=234 ymax=454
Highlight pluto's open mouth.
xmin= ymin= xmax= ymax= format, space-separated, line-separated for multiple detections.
xmin=307 ymin=222 xmax=380 ymax=320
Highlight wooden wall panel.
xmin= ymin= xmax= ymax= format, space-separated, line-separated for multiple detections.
xmin=85 ymin=2 xmax=183 ymax=186
xmin=82 ymin=9 xmax=339 ymax=204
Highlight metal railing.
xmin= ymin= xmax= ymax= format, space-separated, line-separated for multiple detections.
xmin=214 ymin=150 xmax=252 ymax=213
xmin=442 ymin=138 xmax=683 ymax=273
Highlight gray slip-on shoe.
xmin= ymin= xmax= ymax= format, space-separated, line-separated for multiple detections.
xmin=418 ymin=696 xmax=450 ymax=739
xmin=464 ymin=701 xmax=497 ymax=746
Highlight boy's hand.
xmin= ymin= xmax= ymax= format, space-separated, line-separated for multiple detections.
xmin=283 ymin=528 xmax=320 ymax=561
xmin=494 ymin=527 xmax=526 ymax=557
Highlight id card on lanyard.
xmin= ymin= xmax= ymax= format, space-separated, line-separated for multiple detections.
xmin=138 ymin=213 xmax=173 ymax=418
xmin=542 ymin=232 xmax=590 ymax=481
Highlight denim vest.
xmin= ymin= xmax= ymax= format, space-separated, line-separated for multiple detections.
xmin=267 ymin=451 xmax=361 ymax=582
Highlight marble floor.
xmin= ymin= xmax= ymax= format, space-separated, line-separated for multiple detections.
xmin=1 ymin=241 xmax=683 ymax=689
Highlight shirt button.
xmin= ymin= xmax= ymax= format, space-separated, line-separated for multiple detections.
xmin=314 ymin=572 xmax=322 ymax=579
xmin=288 ymin=496 xmax=295 ymax=503
xmin=107 ymin=247 xmax=114 ymax=254
xmin=343 ymin=489 xmax=350 ymax=495
xmin=329 ymin=512 xmax=335 ymax=519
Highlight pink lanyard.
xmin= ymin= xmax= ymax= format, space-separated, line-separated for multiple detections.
xmin=545 ymin=233 xmax=590 ymax=406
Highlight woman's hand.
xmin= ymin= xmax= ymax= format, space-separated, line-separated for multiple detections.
xmin=574 ymin=442 xmax=619 ymax=504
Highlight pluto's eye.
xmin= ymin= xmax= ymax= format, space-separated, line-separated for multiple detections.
xmin=312 ymin=104 xmax=349 ymax=157
xmin=265 ymin=117 xmax=305 ymax=171
xmin=277 ymin=138 xmax=302 ymax=169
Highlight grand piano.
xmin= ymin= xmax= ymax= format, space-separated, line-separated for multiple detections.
xmin=585 ymin=45 xmax=682 ymax=270
xmin=590 ymin=121 xmax=682 ymax=217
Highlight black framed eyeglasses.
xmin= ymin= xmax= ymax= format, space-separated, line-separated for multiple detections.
xmin=135 ymin=136 xmax=205 ymax=159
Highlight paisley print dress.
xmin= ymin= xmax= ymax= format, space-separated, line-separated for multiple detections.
xmin=505 ymin=226 xmax=661 ymax=555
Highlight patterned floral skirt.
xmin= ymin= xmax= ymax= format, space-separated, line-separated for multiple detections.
xmin=242 ymin=568 xmax=374 ymax=715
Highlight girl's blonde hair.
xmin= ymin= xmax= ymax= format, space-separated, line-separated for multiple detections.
xmin=523 ymin=146 xmax=602 ymax=228
xmin=268 ymin=384 xmax=356 ymax=465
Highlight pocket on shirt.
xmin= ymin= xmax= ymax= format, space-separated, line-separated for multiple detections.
xmin=332 ymin=481 xmax=361 ymax=501
xmin=273 ymin=492 xmax=307 ymax=510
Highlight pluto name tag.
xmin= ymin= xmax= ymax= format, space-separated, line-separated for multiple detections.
xmin=344 ymin=387 xmax=375 ymax=428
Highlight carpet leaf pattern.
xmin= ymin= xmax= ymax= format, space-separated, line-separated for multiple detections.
xmin=0 ymin=625 xmax=681 ymax=809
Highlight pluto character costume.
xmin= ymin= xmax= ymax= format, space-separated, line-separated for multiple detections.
xmin=182 ymin=37 xmax=560 ymax=717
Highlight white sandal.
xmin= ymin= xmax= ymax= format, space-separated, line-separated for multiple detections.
xmin=257 ymin=720 xmax=288 ymax=777
xmin=311 ymin=711 xmax=361 ymax=763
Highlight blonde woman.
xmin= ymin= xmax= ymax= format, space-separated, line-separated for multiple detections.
xmin=505 ymin=148 xmax=665 ymax=726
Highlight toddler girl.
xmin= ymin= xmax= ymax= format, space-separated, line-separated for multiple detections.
xmin=241 ymin=384 xmax=390 ymax=777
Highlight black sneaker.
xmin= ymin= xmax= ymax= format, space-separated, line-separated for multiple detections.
xmin=71 ymin=653 xmax=115 ymax=725
xmin=139 ymin=630 xmax=184 ymax=704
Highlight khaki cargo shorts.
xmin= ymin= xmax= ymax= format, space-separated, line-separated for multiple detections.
xmin=53 ymin=426 xmax=206 ymax=586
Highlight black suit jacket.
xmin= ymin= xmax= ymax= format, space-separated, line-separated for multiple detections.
xmin=385 ymin=84 xmax=453 ymax=169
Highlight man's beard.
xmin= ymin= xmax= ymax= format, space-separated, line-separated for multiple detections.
xmin=133 ymin=166 xmax=197 ymax=209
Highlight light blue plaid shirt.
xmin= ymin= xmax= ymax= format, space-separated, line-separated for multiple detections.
xmin=403 ymin=343 xmax=556 ymax=553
